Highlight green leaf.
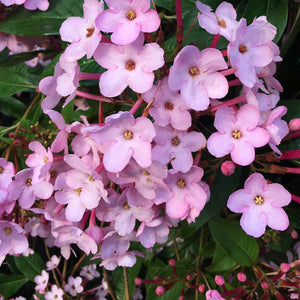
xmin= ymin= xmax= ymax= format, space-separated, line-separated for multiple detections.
xmin=62 ymin=99 xmax=74 ymax=124
xmin=0 ymin=0 xmax=83 ymax=36
xmin=14 ymin=253 xmax=44 ymax=281
xmin=0 ymin=274 xmax=28 ymax=298
xmin=208 ymin=218 xmax=259 ymax=267
xmin=182 ymin=168 xmax=242 ymax=238
xmin=206 ymin=245 xmax=237 ymax=272
xmin=0 ymin=96 xmax=27 ymax=118
xmin=0 ymin=67 xmax=36 ymax=96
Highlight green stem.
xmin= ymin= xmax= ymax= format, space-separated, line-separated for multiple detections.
xmin=173 ymin=238 xmax=181 ymax=261
xmin=123 ymin=267 xmax=130 ymax=300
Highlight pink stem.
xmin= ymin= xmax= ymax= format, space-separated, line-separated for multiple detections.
xmin=76 ymin=90 xmax=112 ymax=103
xmin=129 ymin=96 xmax=143 ymax=114
xmin=210 ymin=34 xmax=221 ymax=48
xmin=228 ymin=79 xmax=241 ymax=86
xmin=284 ymin=130 xmax=300 ymax=141
xmin=291 ymin=194 xmax=300 ymax=204
xmin=175 ymin=0 xmax=183 ymax=48
xmin=95 ymin=162 xmax=104 ymax=174
xmin=89 ymin=209 xmax=96 ymax=227
xmin=220 ymin=67 xmax=237 ymax=76
xmin=182 ymin=16 xmax=198 ymax=45
xmin=53 ymin=155 xmax=64 ymax=162
xmin=79 ymin=210 xmax=90 ymax=230
xmin=79 ymin=72 xmax=101 ymax=80
xmin=221 ymin=49 xmax=227 ymax=56
xmin=210 ymin=94 xmax=247 ymax=112
xmin=279 ymin=149 xmax=300 ymax=160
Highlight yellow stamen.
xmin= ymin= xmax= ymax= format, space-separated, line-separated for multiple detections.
xmin=177 ymin=179 xmax=186 ymax=188
xmin=232 ymin=129 xmax=242 ymax=139
xmin=86 ymin=27 xmax=95 ymax=37
xmin=171 ymin=136 xmax=180 ymax=146
xmin=254 ymin=195 xmax=264 ymax=205
xmin=124 ymin=130 xmax=134 ymax=140
xmin=126 ymin=10 xmax=136 ymax=20
xmin=239 ymin=44 xmax=248 ymax=54
xmin=189 ymin=66 xmax=199 ymax=76
xmin=125 ymin=60 xmax=136 ymax=71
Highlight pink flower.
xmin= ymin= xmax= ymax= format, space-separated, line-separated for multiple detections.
xmin=152 ymin=125 xmax=206 ymax=173
xmin=228 ymin=17 xmax=276 ymax=87
xmin=93 ymin=33 xmax=164 ymax=97
xmin=95 ymin=0 xmax=160 ymax=45
xmin=60 ymin=0 xmax=103 ymax=61
xmin=64 ymin=276 xmax=84 ymax=296
xmin=80 ymin=264 xmax=100 ymax=280
xmin=24 ymin=0 xmax=49 ymax=10
xmin=205 ymin=290 xmax=225 ymax=300
xmin=89 ymin=111 xmax=156 ymax=172
xmin=143 ymin=77 xmax=192 ymax=131
xmin=34 ymin=270 xmax=49 ymax=294
xmin=45 ymin=285 xmax=64 ymax=300
xmin=227 ymin=173 xmax=291 ymax=237
xmin=169 ymin=46 xmax=228 ymax=111
xmin=207 ymin=104 xmax=270 ymax=166
xmin=164 ymin=166 xmax=208 ymax=223
xmin=46 ymin=255 xmax=61 ymax=270
xmin=39 ymin=53 xmax=79 ymax=113
xmin=196 ymin=1 xmax=238 ymax=41
xmin=0 ymin=221 xmax=29 ymax=257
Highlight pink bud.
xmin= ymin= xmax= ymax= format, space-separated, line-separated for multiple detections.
xmin=221 ymin=160 xmax=235 ymax=176
xmin=198 ymin=284 xmax=205 ymax=293
xmin=280 ymin=263 xmax=290 ymax=273
xmin=289 ymin=228 xmax=298 ymax=239
xmin=215 ymin=275 xmax=225 ymax=286
xmin=169 ymin=259 xmax=176 ymax=266
xmin=261 ymin=282 xmax=268 ymax=289
xmin=289 ymin=118 xmax=300 ymax=131
xmin=186 ymin=275 xmax=192 ymax=281
xmin=156 ymin=286 xmax=165 ymax=296
xmin=134 ymin=278 xmax=143 ymax=285
xmin=179 ymin=296 xmax=185 ymax=300
xmin=237 ymin=272 xmax=247 ymax=282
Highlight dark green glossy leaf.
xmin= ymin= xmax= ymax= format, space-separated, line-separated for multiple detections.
xmin=0 ymin=0 xmax=83 ymax=36
xmin=206 ymin=245 xmax=237 ymax=272
xmin=0 ymin=67 xmax=36 ymax=96
xmin=208 ymin=218 xmax=259 ymax=267
xmin=14 ymin=253 xmax=44 ymax=281
xmin=62 ymin=99 xmax=74 ymax=124
xmin=0 ymin=96 xmax=27 ymax=118
xmin=0 ymin=274 xmax=28 ymax=298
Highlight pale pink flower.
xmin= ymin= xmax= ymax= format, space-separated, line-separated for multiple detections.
xmin=40 ymin=53 xmax=79 ymax=113
xmin=93 ymin=33 xmax=164 ymax=97
xmin=207 ymin=104 xmax=270 ymax=166
xmin=152 ymin=125 xmax=206 ymax=173
xmin=228 ymin=17 xmax=276 ymax=87
xmin=46 ymin=255 xmax=61 ymax=270
xmin=24 ymin=0 xmax=49 ymax=10
xmin=95 ymin=0 xmax=160 ymax=45
xmin=45 ymin=285 xmax=64 ymax=300
xmin=169 ymin=46 xmax=228 ymax=111
xmin=64 ymin=276 xmax=83 ymax=297
xmin=227 ymin=173 xmax=291 ymax=237
xmin=80 ymin=264 xmax=100 ymax=280
xmin=34 ymin=270 xmax=49 ymax=294
xmin=60 ymin=0 xmax=103 ymax=61
xmin=205 ymin=289 xmax=225 ymax=300
xmin=196 ymin=1 xmax=238 ymax=41
xmin=143 ymin=77 xmax=192 ymax=131
xmin=89 ymin=111 xmax=156 ymax=172
xmin=0 ymin=221 xmax=29 ymax=257
xmin=164 ymin=166 xmax=208 ymax=223
xmin=0 ymin=0 xmax=25 ymax=6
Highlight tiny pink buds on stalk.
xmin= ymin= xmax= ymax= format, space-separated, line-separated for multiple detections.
xmin=261 ymin=282 xmax=269 ymax=289
xmin=221 ymin=160 xmax=235 ymax=176
xmin=156 ymin=285 xmax=166 ymax=296
xmin=215 ymin=275 xmax=225 ymax=286
xmin=237 ymin=272 xmax=247 ymax=282
xmin=289 ymin=118 xmax=300 ymax=131
xmin=198 ymin=284 xmax=205 ymax=293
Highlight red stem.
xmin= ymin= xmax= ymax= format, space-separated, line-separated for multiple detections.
xmin=291 ymin=194 xmax=300 ymax=204
xmin=210 ymin=34 xmax=221 ymax=48
xmin=129 ymin=95 xmax=143 ymax=115
xmin=220 ymin=67 xmax=237 ymax=76
xmin=210 ymin=95 xmax=247 ymax=112
xmin=76 ymin=90 xmax=112 ymax=103
xmin=279 ymin=149 xmax=300 ymax=160
xmin=79 ymin=72 xmax=101 ymax=80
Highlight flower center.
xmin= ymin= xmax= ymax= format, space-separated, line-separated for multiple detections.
xmin=88 ymin=175 xmax=95 ymax=182
xmin=5 ymin=227 xmax=11 ymax=235
xmin=124 ymin=130 xmax=134 ymax=140
xmin=44 ymin=157 xmax=49 ymax=163
xmin=0 ymin=167 xmax=3 ymax=173
xmin=232 ymin=129 xmax=242 ymax=139
xmin=217 ymin=18 xmax=227 ymax=28
xmin=254 ymin=195 xmax=264 ymax=205
xmin=171 ymin=136 xmax=180 ymax=146
xmin=239 ymin=44 xmax=248 ymax=54
xmin=54 ymin=296 xmax=58 ymax=299
xmin=125 ymin=60 xmax=136 ymax=71
xmin=177 ymin=179 xmax=186 ymax=188
xmin=142 ymin=170 xmax=149 ymax=175
xmin=76 ymin=187 xmax=82 ymax=195
xmin=86 ymin=27 xmax=95 ymax=37
xmin=126 ymin=10 xmax=136 ymax=20
xmin=164 ymin=102 xmax=174 ymax=110
xmin=50 ymin=170 xmax=57 ymax=178
xmin=123 ymin=202 xmax=130 ymax=210
xmin=189 ymin=66 xmax=199 ymax=76
xmin=26 ymin=178 xmax=32 ymax=186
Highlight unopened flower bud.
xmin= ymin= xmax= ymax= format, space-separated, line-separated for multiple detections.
xmin=134 ymin=278 xmax=143 ymax=285
xmin=169 ymin=259 xmax=176 ymax=267
xmin=198 ymin=284 xmax=205 ymax=293
xmin=156 ymin=285 xmax=165 ymax=296
xmin=179 ymin=296 xmax=184 ymax=300
xmin=280 ymin=263 xmax=290 ymax=273
xmin=221 ymin=160 xmax=235 ymax=176
xmin=261 ymin=282 xmax=268 ymax=289
xmin=215 ymin=275 xmax=224 ymax=286
xmin=289 ymin=118 xmax=300 ymax=131
xmin=186 ymin=275 xmax=192 ymax=281
xmin=237 ymin=272 xmax=247 ymax=282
